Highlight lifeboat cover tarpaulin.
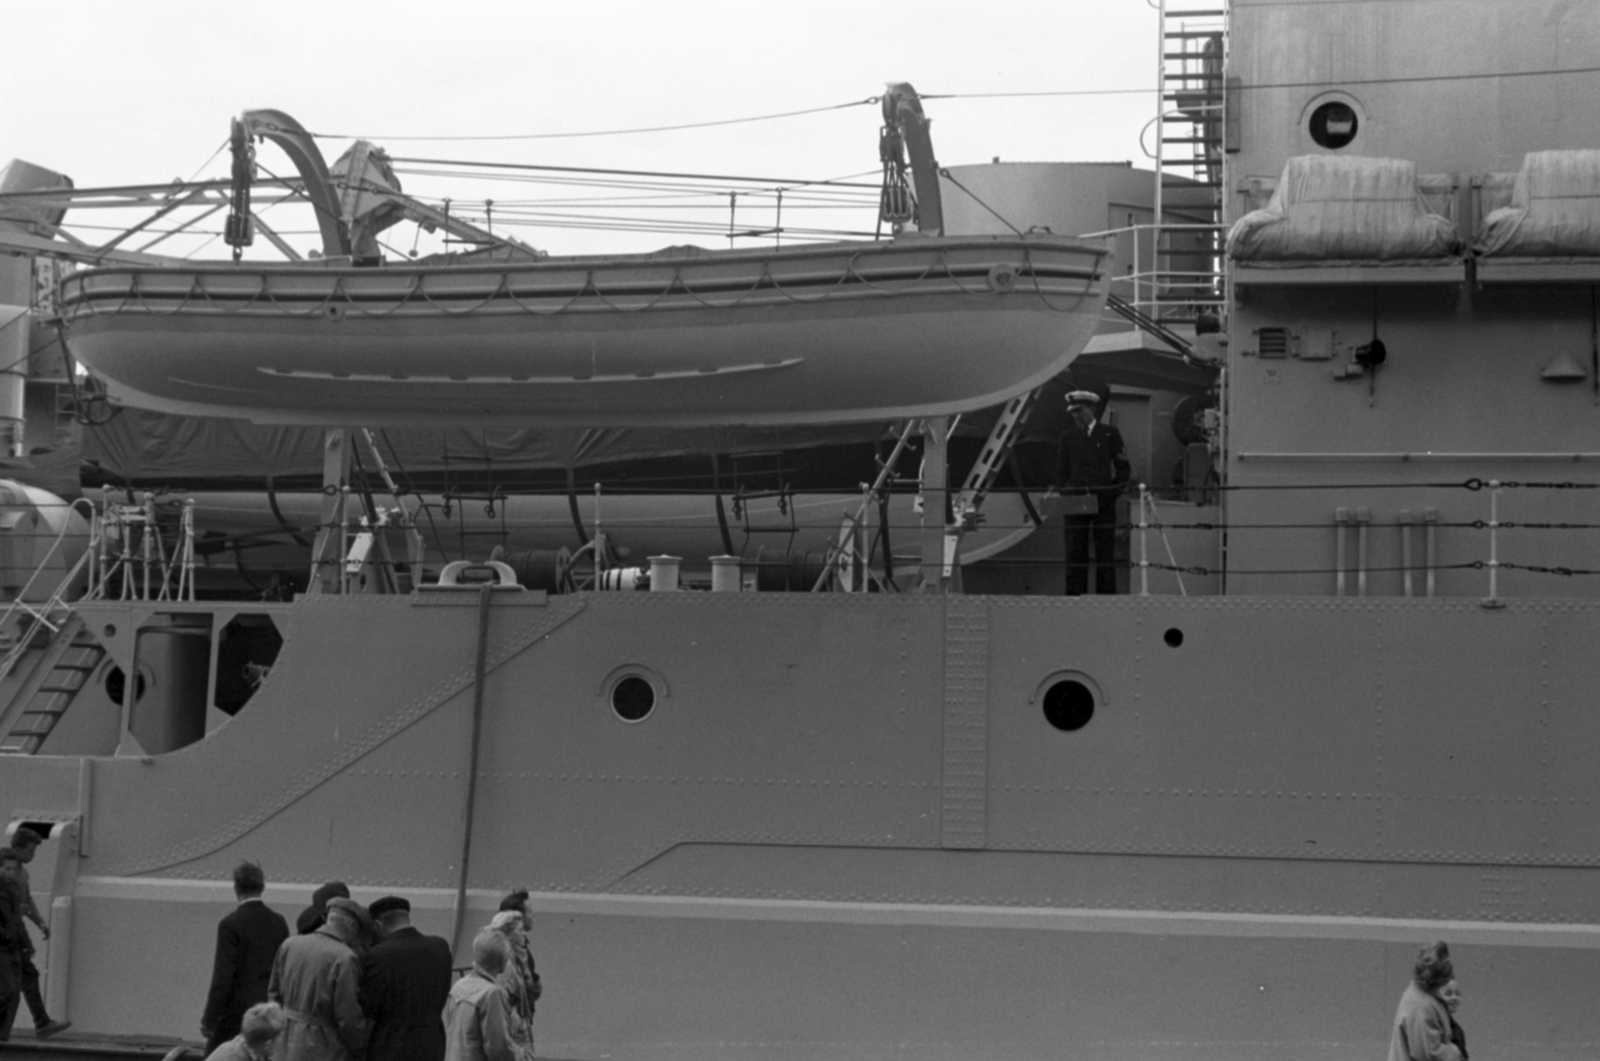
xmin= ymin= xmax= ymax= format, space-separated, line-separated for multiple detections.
xmin=1476 ymin=150 xmax=1600 ymax=258
xmin=1227 ymin=155 xmax=1460 ymax=262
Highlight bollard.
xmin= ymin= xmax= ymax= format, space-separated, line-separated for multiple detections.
xmin=710 ymin=555 xmax=741 ymax=593
xmin=649 ymin=555 xmax=681 ymax=592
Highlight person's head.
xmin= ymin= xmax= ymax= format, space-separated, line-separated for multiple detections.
xmin=239 ymin=1001 xmax=286 ymax=1053
xmin=1413 ymin=941 xmax=1454 ymax=995
xmin=323 ymin=898 xmax=368 ymax=944
xmin=489 ymin=910 xmax=523 ymax=941
xmin=1439 ymin=979 xmax=1461 ymax=1014
xmin=498 ymin=888 xmax=532 ymax=932
xmin=367 ymin=896 xmax=411 ymax=938
xmin=473 ymin=927 xmax=510 ymax=976
xmin=9 ymin=829 xmax=41 ymax=864
xmin=311 ymin=881 xmax=349 ymax=909
xmin=0 ymin=849 xmax=23 ymax=881
xmin=1065 ymin=391 xmax=1098 ymax=429
xmin=233 ymin=860 xmax=266 ymax=899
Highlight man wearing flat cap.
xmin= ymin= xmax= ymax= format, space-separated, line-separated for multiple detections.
xmin=269 ymin=896 xmax=369 ymax=1061
xmin=1055 ymin=389 xmax=1131 ymax=595
xmin=360 ymin=896 xmax=453 ymax=1061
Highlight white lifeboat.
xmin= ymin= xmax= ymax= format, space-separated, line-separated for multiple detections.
xmin=58 ymin=233 xmax=1110 ymax=428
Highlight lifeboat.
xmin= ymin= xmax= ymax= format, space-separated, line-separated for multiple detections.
xmin=57 ymin=233 xmax=1111 ymax=428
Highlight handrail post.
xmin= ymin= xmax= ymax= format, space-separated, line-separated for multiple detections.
xmin=1424 ymin=507 xmax=1438 ymax=597
xmin=1356 ymin=507 xmax=1371 ymax=598
xmin=1138 ymin=484 xmax=1150 ymax=597
xmin=1334 ymin=507 xmax=1348 ymax=597
xmin=1483 ymin=481 xmax=1503 ymax=607
xmin=1399 ymin=509 xmax=1414 ymax=597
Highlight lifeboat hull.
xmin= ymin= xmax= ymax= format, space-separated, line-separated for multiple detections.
xmin=59 ymin=235 xmax=1110 ymax=428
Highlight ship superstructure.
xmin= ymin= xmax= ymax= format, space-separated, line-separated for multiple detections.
xmin=0 ymin=4 xmax=1595 ymax=1059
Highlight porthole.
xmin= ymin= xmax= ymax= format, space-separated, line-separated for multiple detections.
xmin=104 ymin=665 xmax=146 ymax=705
xmin=611 ymin=675 xmax=656 ymax=722
xmin=1308 ymin=101 xmax=1359 ymax=149
xmin=1042 ymin=680 xmax=1095 ymax=732
xmin=1164 ymin=627 xmax=1184 ymax=648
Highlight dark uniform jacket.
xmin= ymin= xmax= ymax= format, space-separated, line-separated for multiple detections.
xmin=203 ymin=898 xmax=291 ymax=1042
xmin=1057 ymin=420 xmax=1131 ymax=499
xmin=0 ymin=878 xmax=23 ymax=953
xmin=359 ymin=927 xmax=454 ymax=1061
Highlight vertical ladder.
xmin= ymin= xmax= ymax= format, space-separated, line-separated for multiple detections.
xmin=1153 ymin=2 xmax=1229 ymax=324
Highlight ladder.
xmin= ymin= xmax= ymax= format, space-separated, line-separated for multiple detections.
xmin=951 ymin=388 xmax=1042 ymax=530
xmin=1153 ymin=2 xmax=1229 ymax=324
xmin=0 ymin=613 xmax=103 ymax=754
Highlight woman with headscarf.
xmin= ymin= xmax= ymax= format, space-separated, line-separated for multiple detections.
xmin=486 ymin=911 xmax=535 ymax=1060
xmin=1387 ymin=941 xmax=1463 ymax=1061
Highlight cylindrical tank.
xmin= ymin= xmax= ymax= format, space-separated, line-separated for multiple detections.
xmin=0 ymin=481 xmax=88 ymax=603
xmin=128 ymin=615 xmax=211 ymax=755
xmin=939 ymin=161 xmax=1213 ymax=305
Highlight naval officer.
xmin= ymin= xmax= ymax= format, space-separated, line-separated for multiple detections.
xmin=1055 ymin=389 xmax=1131 ymax=595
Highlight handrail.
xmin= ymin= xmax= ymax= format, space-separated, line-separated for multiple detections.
xmin=0 ymin=498 xmax=97 ymax=688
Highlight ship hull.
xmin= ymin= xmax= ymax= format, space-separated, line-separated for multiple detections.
xmin=58 ymin=236 xmax=1110 ymax=428
xmin=8 ymin=591 xmax=1598 ymax=1059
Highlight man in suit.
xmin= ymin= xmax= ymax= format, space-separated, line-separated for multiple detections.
xmin=359 ymin=896 xmax=453 ymax=1061
xmin=1056 ymin=389 xmax=1131 ymax=596
xmin=201 ymin=861 xmax=291 ymax=1055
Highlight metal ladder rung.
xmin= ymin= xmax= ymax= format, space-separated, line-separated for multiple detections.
xmin=10 ymin=712 xmax=61 ymax=735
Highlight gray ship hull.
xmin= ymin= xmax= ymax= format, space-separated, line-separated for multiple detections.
xmin=7 ymin=589 xmax=1594 ymax=1058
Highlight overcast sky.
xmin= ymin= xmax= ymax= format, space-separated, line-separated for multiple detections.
xmin=3 ymin=1 xmax=1163 ymax=257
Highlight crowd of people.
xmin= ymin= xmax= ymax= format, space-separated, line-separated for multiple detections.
xmin=0 ymin=845 xmax=1481 ymax=1059
xmin=203 ymin=862 xmax=540 ymax=1061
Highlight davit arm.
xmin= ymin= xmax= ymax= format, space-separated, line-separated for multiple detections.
xmin=879 ymin=82 xmax=944 ymax=236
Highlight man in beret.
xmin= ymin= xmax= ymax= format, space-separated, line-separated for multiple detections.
xmin=269 ymin=897 xmax=369 ymax=1061
xmin=296 ymin=882 xmax=350 ymax=936
xmin=359 ymin=896 xmax=453 ymax=1061
xmin=1055 ymin=389 xmax=1131 ymax=595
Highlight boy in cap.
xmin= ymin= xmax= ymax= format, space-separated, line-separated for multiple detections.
xmin=6 ymin=830 xmax=68 ymax=1038
xmin=359 ymin=896 xmax=452 ymax=1061
xmin=1055 ymin=389 xmax=1131 ymax=595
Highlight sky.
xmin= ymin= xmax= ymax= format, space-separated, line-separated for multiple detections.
xmin=2 ymin=0 xmax=1164 ymax=258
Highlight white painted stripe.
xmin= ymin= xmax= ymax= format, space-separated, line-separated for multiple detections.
xmin=74 ymin=877 xmax=1600 ymax=948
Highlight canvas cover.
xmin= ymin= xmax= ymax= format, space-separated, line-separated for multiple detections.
xmin=1227 ymin=155 xmax=1460 ymax=262
xmin=1476 ymin=150 xmax=1600 ymax=257
xmin=81 ymin=409 xmax=889 ymax=486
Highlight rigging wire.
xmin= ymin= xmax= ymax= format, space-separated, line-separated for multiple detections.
xmin=388 ymin=157 xmax=880 ymax=189
xmin=309 ymin=97 xmax=880 ymax=142
xmin=923 ymin=64 xmax=1600 ymax=100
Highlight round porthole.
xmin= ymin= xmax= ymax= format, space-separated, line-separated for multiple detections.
xmin=1042 ymin=680 xmax=1095 ymax=732
xmin=1308 ymin=101 xmax=1359 ymax=149
xmin=611 ymin=675 xmax=656 ymax=722
xmin=1164 ymin=627 xmax=1184 ymax=648
xmin=104 ymin=665 xmax=147 ymax=705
